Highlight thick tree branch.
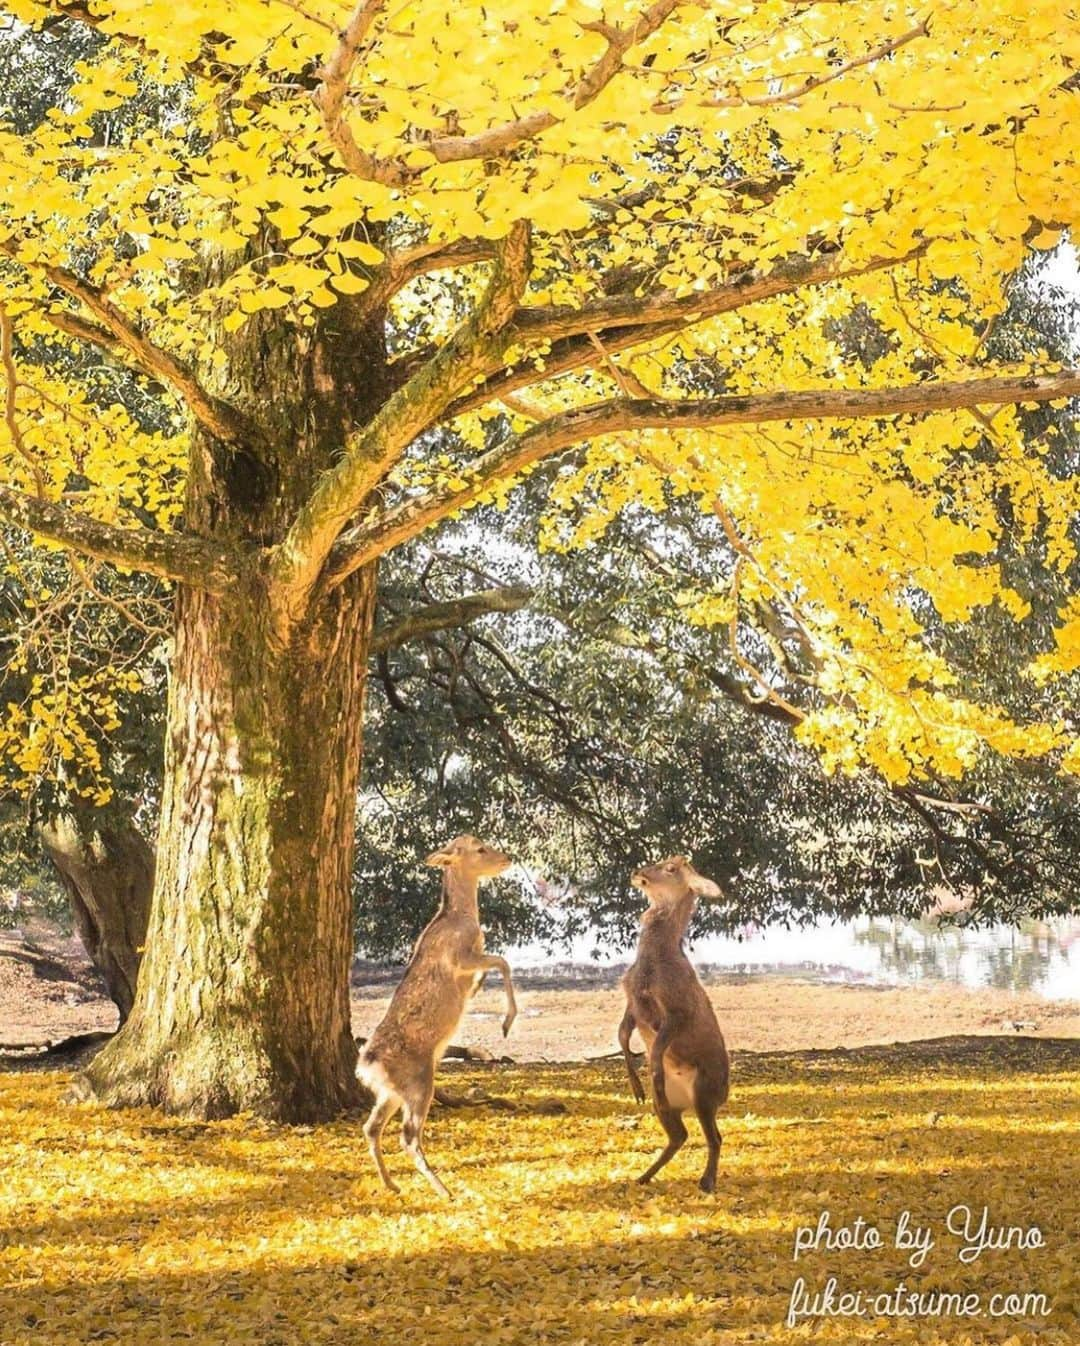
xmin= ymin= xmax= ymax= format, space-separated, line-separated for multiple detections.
xmin=39 ymin=307 xmax=124 ymax=355
xmin=269 ymin=223 xmax=532 ymax=628
xmin=0 ymin=484 xmax=240 ymax=591
xmin=369 ymin=586 xmax=532 ymax=654
xmin=326 ymin=367 xmax=1080 ymax=582
xmin=351 ymin=238 xmax=495 ymax=324
xmin=2 ymin=241 xmax=252 ymax=445
xmin=314 ymin=1 xmax=392 ymax=182
xmin=446 ymin=243 xmax=927 ymax=419
xmin=317 ymin=0 xmax=688 ymax=185
xmin=0 ymin=306 xmax=47 ymax=498
xmin=36 ymin=308 xmax=191 ymax=410
xmin=317 ymin=6 xmax=928 ymax=186
xmin=517 ymin=244 xmax=925 ymax=346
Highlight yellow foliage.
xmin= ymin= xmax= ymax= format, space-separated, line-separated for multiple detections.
xmin=1030 ymin=597 xmax=1080 ymax=682
xmin=3 ymin=3 xmax=1077 ymax=336
xmin=0 ymin=667 xmax=143 ymax=802
xmin=0 ymin=0 xmax=1077 ymax=786
xmin=0 ymin=1052 xmax=1076 ymax=1344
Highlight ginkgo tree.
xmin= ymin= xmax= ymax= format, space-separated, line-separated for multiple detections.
xmin=0 ymin=0 xmax=1077 ymax=1119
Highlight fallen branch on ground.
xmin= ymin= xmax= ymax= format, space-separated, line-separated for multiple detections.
xmin=435 ymin=1085 xmax=568 ymax=1114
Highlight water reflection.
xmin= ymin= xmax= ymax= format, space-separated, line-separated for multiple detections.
xmin=508 ymin=917 xmax=1080 ymax=1002
xmin=852 ymin=918 xmax=1079 ymax=998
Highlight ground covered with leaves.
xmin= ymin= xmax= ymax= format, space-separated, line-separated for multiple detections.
xmin=1 ymin=1038 xmax=1076 ymax=1345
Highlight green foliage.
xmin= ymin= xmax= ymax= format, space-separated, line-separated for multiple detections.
xmin=2 ymin=253 xmax=1078 ymax=956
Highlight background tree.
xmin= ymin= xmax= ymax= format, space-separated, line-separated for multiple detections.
xmin=4 ymin=230 xmax=1074 ymax=973
xmin=0 ymin=525 xmax=166 ymax=1017
xmin=0 ymin=1 xmax=1076 ymax=1119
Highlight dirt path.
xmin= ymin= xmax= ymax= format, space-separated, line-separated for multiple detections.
xmin=355 ymin=971 xmax=1080 ymax=1060
xmin=0 ymin=930 xmax=107 ymax=1048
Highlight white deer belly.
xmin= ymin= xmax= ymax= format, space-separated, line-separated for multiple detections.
xmin=662 ymin=1060 xmax=698 ymax=1111
xmin=637 ymin=1025 xmax=698 ymax=1111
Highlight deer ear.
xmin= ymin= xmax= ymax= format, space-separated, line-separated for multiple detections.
xmin=425 ymin=848 xmax=456 ymax=867
xmin=686 ymin=872 xmax=721 ymax=898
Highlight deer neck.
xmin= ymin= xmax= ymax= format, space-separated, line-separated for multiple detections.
xmin=440 ymin=869 xmax=480 ymax=920
xmin=642 ymin=894 xmax=696 ymax=948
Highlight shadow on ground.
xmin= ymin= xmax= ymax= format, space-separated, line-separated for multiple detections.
xmin=1 ymin=1037 xmax=1076 ymax=1345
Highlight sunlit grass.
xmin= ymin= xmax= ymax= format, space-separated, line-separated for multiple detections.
xmin=1 ymin=1045 xmax=1077 ymax=1344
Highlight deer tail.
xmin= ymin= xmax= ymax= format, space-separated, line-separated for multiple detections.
xmin=355 ymin=1049 xmax=390 ymax=1095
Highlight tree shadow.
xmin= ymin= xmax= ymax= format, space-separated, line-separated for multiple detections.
xmin=0 ymin=1041 xmax=1076 ymax=1344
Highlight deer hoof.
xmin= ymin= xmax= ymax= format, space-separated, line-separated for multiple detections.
xmin=502 ymin=1015 xmax=515 ymax=1037
xmin=698 ymin=1174 xmax=716 ymax=1194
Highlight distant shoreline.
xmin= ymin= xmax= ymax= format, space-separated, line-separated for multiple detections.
xmin=352 ymin=907 xmax=1080 ymax=1003
xmin=3 ymin=927 xmax=1078 ymax=1058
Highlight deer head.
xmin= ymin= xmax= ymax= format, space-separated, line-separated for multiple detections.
xmin=630 ymin=854 xmax=721 ymax=907
xmin=424 ymin=834 xmax=512 ymax=881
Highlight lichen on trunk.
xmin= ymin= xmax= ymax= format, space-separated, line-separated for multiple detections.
xmin=80 ymin=272 xmax=390 ymax=1120
xmin=83 ymin=563 xmax=376 ymax=1120
xmin=39 ymin=812 xmax=154 ymax=1024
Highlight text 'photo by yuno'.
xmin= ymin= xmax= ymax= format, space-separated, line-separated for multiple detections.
xmin=0 ymin=3 xmax=1077 ymax=1344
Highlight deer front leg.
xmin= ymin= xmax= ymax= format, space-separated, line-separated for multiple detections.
xmin=618 ymin=1006 xmax=645 ymax=1104
xmin=649 ymin=1019 xmax=675 ymax=1112
xmin=460 ymin=953 xmax=518 ymax=1036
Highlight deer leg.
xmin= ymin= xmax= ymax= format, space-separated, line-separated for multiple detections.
xmin=694 ymin=1085 xmax=723 ymax=1194
xmin=363 ymin=1092 xmax=402 ymax=1194
xmin=649 ymin=1020 xmax=676 ymax=1111
xmin=637 ymin=1106 xmax=688 ymax=1185
xmin=460 ymin=953 xmax=518 ymax=1036
xmin=401 ymin=1073 xmax=450 ymax=1200
xmin=618 ymin=1007 xmax=645 ymax=1104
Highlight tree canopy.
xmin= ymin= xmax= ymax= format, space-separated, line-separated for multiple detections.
xmin=0 ymin=0 xmax=1077 ymax=788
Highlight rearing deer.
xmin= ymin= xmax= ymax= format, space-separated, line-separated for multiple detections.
xmin=618 ymin=855 xmax=730 ymax=1192
xmin=357 ymin=834 xmax=518 ymax=1199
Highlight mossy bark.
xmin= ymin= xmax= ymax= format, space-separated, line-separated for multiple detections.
xmin=39 ymin=812 xmax=154 ymax=1024
xmin=83 ymin=566 xmax=375 ymax=1119
xmin=82 ymin=274 xmax=388 ymax=1120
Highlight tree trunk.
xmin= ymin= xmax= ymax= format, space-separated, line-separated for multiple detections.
xmin=82 ymin=564 xmax=376 ymax=1119
xmin=38 ymin=812 xmax=154 ymax=1024
xmin=78 ymin=270 xmax=389 ymax=1120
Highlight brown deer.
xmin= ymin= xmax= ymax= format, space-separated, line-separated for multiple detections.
xmin=618 ymin=855 xmax=730 ymax=1192
xmin=357 ymin=834 xmax=518 ymax=1199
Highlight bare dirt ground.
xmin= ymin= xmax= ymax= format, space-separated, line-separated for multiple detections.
xmin=4 ymin=928 xmax=1077 ymax=1059
xmin=355 ymin=968 xmax=1080 ymax=1059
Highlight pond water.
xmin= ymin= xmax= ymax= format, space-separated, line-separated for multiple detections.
xmin=506 ymin=916 xmax=1080 ymax=1002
